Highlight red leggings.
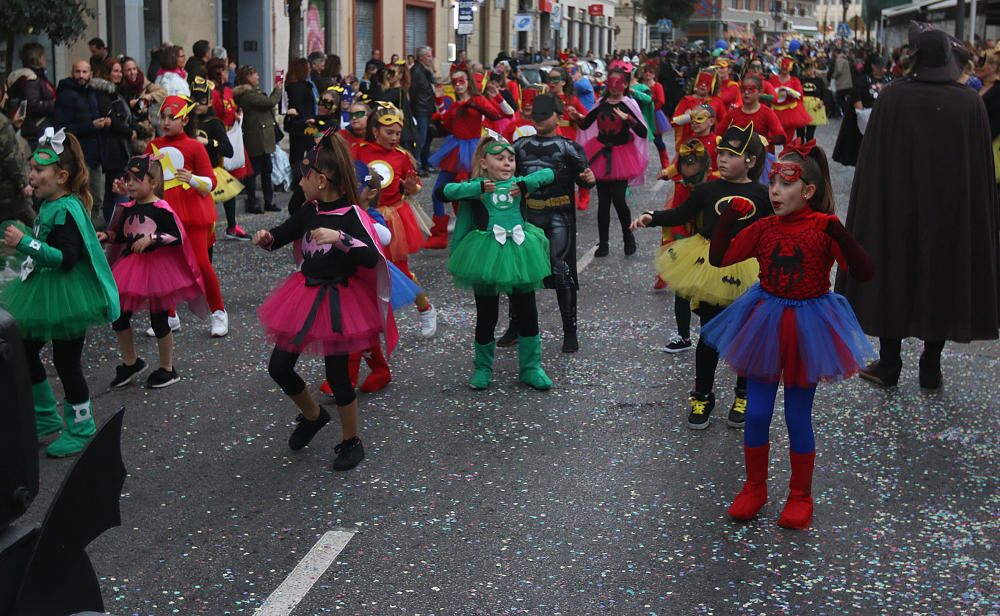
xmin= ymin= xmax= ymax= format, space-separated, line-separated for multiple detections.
xmin=186 ymin=225 xmax=225 ymax=312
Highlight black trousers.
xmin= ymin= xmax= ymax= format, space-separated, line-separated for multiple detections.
xmin=24 ymin=337 xmax=89 ymax=404
xmin=475 ymin=292 xmax=538 ymax=344
xmin=596 ymin=180 xmax=631 ymax=247
xmin=526 ymin=207 xmax=578 ymax=290
xmin=694 ymin=304 xmax=747 ymax=395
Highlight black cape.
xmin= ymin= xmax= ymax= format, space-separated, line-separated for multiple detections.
xmin=835 ymin=79 xmax=1000 ymax=342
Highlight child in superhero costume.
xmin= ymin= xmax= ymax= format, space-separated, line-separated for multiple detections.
xmin=671 ymin=69 xmax=727 ymax=151
xmin=654 ymin=137 xmax=717 ymax=353
xmin=502 ymin=88 xmax=539 ymax=143
xmin=630 ymin=123 xmax=773 ymax=430
xmin=442 ymin=132 xmax=556 ymax=390
xmin=338 ymin=100 xmax=369 ymax=147
xmin=147 ymin=95 xmax=228 ymax=337
xmin=570 ymin=65 xmax=649 ymax=258
xmin=767 ymin=57 xmax=812 ymax=144
xmin=426 ymin=69 xmax=513 ymax=249
xmin=1 ymin=129 xmax=120 ymax=457
xmin=100 ymin=155 xmax=208 ymax=390
xmin=352 ymin=102 xmax=437 ymax=338
xmin=702 ymin=139 xmax=875 ymax=529
xmin=253 ymin=131 xmax=397 ymax=471
xmin=495 ymin=94 xmax=595 ymax=353
xmin=798 ymin=61 xmax=828 ymax=141
xmin=545 ymin=67 xmax=592 ymax=212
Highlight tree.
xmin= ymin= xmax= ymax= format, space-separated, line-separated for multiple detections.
xmin=639 ymin=0 xmax=698 ymax=25
xmin=287 ymin=0 xmax=303 ymax=67
xmin=2 ymin=0 xmax=94 ymax=73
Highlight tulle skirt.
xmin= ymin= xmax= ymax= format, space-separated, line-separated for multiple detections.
xmin=701 ymin=284 xmax=875 ymax=387
xmin=112 ymin=247 xmax=209 ymax=317
xmin=428 ymin=136 xmax=479 ymax=174
xmin=258 ymin=271 xmax=387 ymax=356
xmin=447 ymin=224 xmax=551 ymax=295
xmin=654 ymin=110 xmax=671 ymax=133
xmin=2 ymin=264 xmax=115 ymax=340
xmin=803 ymin=96 xmax=828 ymax=126
xmin=378 ymin=202 xmax=426 ymax=261
xmin=388 ymin=261 xmax=421 ymax=308
xmin=772 ymin=102 xmax=811 ymax=132
xmin=584 ymin=140 xmax=646 ymax=182
xmin=654 ymin=234 xmax=759 ymax=309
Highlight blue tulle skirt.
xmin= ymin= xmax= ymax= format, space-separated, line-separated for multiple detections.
xmin=388 ymin=261 xmax=421 ymax=309
xmin=428 ymin=135 xmax=478 ymax=173
xmin=701 ymin=284 xmax=875 ymax=387
xmin=758 ymin=152 xmax=777 ymax=187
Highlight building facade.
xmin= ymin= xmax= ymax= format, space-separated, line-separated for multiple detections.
xmin=685 ymin=0 xmax=820 ymax=42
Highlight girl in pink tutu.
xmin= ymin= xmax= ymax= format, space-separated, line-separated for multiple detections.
xmin=99 ymin=155 xmax=208 ymax=389
xmin=568 ymin=64 xmax=649 ymax=257
xmin=253 ymin=131 xmax=396 ymax=472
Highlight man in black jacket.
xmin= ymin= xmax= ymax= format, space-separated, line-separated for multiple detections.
xmin=55 ymin=61 xmax=108 ymax=216
xmin=409 ymin=46 xmax=437 ymax=175
xmin=185 ymin=40 xmax=211 ymax=84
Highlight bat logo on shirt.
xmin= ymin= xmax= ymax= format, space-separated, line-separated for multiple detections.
xmin=722 ymin=275 xmax=743 ymax=287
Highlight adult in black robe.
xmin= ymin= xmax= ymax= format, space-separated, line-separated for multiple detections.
xmin=835 ymin=23 xmax=999 ymax=390
xmin=831 ymin=57 xmax=891 ymax=167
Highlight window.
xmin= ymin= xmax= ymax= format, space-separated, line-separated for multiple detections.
xmin=405 ymin=5 xmax=431 ymax=55
xmin=355 ymin=0 xmax=376 ymax=74
xmin=731 ymin=0 xmax=739 ymax=9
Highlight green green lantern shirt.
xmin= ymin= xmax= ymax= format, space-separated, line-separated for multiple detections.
xmin=1 ymin=194 xmax=119 ymax=340
xmin=443 ymin=169 xmax=556 ymax=295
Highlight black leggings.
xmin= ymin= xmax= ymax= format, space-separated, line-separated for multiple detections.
xmin=268 ymin=347 xmax=356 ymax=407
xmin=113 ymin=310 xmax=171 ymax=338
xmin=675 ymin=295 xmax=691 ymax=340
xmin=694 ymin=304 xmax=747 ymax=395
xmin=475 ymin=292 xmax=538 ymax=344
xmin=796 ymin=125 xmax=817 ymax=141
xmin=596 ymin=179 xmax=631 ymax=246
xmin=24 ymin=337 xmax=89 ymax=404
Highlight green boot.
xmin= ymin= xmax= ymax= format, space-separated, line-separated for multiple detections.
xmin=518 ymin=334 xmax=552 ymax=390
xmin=46 ymin=400 xmax=96 ymax=458
xmin=470 ymin=341 xmax=496 ymax=390
xmin=32 ymin=380 xmax=63 ymax=438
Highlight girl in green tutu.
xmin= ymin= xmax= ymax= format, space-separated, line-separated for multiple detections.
xmin=440 ymin=131 xmax=556 ymax=390
xmin=1 ymin=128 xmax=119 ymax=457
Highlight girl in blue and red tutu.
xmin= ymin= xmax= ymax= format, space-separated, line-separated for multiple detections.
xmin=702 ymin=139 xmax=875 ymax=529
xmin=99 ymin=155 xmax=208 ymax=390
xmin=570 ymin=64 xmax=649 ymax=258
xmin=253 ymin=131 xmax=397 ymax=471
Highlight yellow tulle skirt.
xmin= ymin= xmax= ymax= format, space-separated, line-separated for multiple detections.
xmin=803 ymin=96 xmax=828 ymax=127
xmin=654 ymin=234 xmax=759 ymax=309
xmin=212 ymin=168 xmax=245 ymax=203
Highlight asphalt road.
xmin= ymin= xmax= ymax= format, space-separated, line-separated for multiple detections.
xmin=23 ymin=121 xmax=999 ymax=615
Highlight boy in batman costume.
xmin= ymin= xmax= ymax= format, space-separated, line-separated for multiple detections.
xmin=497 ymin=94 xmax=596 ymax=353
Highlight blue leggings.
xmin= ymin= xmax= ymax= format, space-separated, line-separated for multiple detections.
xmin=431 ymin=170 xmax=457 ymax=216
xmin=744 ymin=379 xmax=816 ymax=454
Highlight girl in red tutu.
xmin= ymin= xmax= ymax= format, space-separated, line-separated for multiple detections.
xmin=767 ymin=57 xmax=813 ymax=144
xmin=253 ymin=131 xmax=396 ymax=471
xmin=702 ymin=140 xmax=875 ymax=529
xmin=352 ymin=102 xmax=437 ymax=338
xmin=671 ymin=69 xmax=726 ymax=149
xmin=99 ymin=155 xmax=208 ymax=389
xmin=570 ymin=64 xmax=649 ymax=257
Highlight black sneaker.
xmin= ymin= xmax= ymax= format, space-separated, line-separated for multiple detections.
xmin=663 ymin=334 xmax=693 ymax=354
xmin=288 ymin=406 xmax=331 ymax=451
xmin=727 ymin=389 xmax=747 ymax=428
xmin=146 ymin=367 xmax=181 ymax=389
xmin=561 ymin=331 xmax=579 ymax=353
xmin=110 ymin=358 xmax=147 ymax=388
xmin=687 ymin=391 xmax=715 ymax=430
xmin=497 ymin=326 xmax=518 ymax=348
xmin=594 ymin=243 xmax=610 ymax=257
xmin=333 ymin=436 xmax=365 ymax=471
xmin=623 ymin=231 xmax=637 ymax=256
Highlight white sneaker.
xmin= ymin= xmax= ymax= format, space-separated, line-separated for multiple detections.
xmin=146 ymin=314 xmax=181 ymax=337
xmin=418 ymin=305 xmax=437 ymax=338
xmin=210 ymin=310 xmax=229 ymax=338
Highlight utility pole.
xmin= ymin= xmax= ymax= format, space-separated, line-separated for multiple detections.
xmin=956 ymin=0 xmax=965 ymax=39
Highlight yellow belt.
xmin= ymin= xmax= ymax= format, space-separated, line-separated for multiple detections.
xmin=558 ymin=120 xmax=571 ymax=127
xmin=527 ymin=195 xmax=571 ymax=209
xmin=164 ymin=178 xmax=190 ymax=191
xmin=771 ymin=100 xmax=800 ymax=111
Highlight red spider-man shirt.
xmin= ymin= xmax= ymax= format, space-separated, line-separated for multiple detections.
xmin=717 ymin=208 xmax=847 ymax=299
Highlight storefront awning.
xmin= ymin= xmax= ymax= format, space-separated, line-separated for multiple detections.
xmin=793 ymin=24 xmax=819 ymax=31
xmin=881 ymin=0 xmax=937 ymax=18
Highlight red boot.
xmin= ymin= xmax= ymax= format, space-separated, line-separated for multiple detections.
xmin=778 ymin=451 xmax=815 ymax=529
xmin=359 ymin=346 xmax=391 ymax=393
xmin=729 ymin=443 xmax=770 ymax=521
xmin=425 ymin=214 xmax=449 ymax=249
xmin=321 ymin=352 xmax=362 ymax=396
xmin=577 ymin=187 xmax=590 ymax=211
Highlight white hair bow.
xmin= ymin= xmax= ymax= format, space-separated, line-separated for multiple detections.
xmin=39 ymin=127 xmax=67 ymax=154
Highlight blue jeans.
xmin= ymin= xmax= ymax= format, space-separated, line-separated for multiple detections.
xmin=414 ymin=114 xmax=432 ymax=170
xmin=431 ymin=170 xmax=456 ymax=217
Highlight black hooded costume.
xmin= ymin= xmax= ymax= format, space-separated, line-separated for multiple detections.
xmin=835 ymin=25 xmax=999 ymax=346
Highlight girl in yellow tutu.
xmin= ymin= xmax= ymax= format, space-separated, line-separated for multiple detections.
xmin=630 ymin=122 xmax=773 ymax=430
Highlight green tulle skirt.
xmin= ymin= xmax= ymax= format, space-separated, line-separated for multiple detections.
xmin=447 ymin=224 xmax=551 ymax=295
xmin=1 ymin=264 xmax=114 ymax=340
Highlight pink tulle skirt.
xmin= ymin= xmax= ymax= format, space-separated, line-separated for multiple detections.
xmin=584 ymin=140 xmax=645 ymax=182
xmin=258 ymin=271 xmax=389 ymax=356
xmin=112 ymin=247 xmax=208 ymax=317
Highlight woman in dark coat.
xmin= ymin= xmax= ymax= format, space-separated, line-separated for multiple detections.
xmin=7 ymin=43 xmax=57 ymax=142
xmin=92 ymin=58 xmax=135 ymax=224
xmin=282 ymin=58 xmax=318 ymax=186
xmin=832 ymin=56 xmax=891 ymax=167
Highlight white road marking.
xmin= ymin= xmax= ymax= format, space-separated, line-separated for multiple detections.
xmin=254 ymin=530 xmax=355 ymax=616
xmin=576 ymin=245 xmax=598 ymax=273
